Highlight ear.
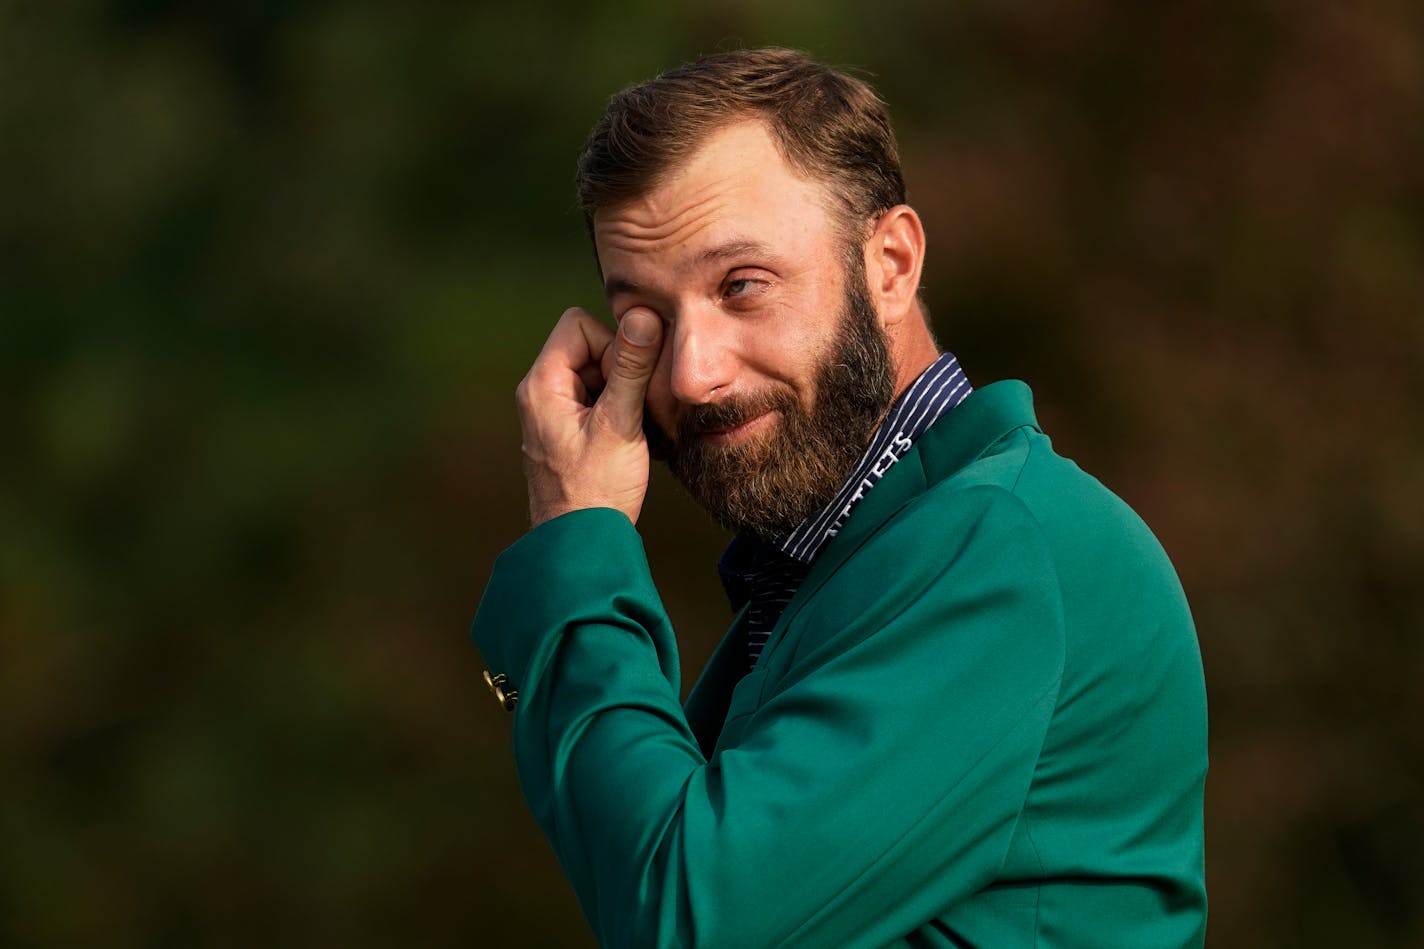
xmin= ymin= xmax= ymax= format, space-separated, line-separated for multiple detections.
xmin=863 ymin=205 xmax=926 ymax=328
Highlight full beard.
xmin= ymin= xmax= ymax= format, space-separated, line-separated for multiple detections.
xmin=645 ymin=271 xmax=896 ymax=543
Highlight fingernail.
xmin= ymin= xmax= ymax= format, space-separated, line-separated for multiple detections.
xmin=622 ymin=310 xmax=659 ymax=346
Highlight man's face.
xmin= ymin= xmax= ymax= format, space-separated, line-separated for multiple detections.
xmin=594 ymin=120 xmax=896 ymax=540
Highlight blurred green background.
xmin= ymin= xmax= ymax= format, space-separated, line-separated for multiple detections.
xmin=3 ymin=1 xmax=1422 ymax=946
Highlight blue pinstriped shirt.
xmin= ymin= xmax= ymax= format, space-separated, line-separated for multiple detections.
xmin=718 ymin=353 xmax=972 ymax=668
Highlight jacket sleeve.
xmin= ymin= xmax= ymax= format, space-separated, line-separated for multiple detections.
xmin=471 ymin=486 xmax=1065 ymax=948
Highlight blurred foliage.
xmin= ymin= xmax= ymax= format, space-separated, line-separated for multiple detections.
xmin=2 ymin=1 xmax=1422 ymax=946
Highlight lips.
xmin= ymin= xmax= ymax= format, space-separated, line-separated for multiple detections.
xmin=686 ymin=399 xmax=774 ymax=434
xmin=698 ymin=410 xmax=776 ymax=445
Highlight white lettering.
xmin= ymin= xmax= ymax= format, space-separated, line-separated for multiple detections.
xmin=825 ymin=430 xmax=918 ymax=538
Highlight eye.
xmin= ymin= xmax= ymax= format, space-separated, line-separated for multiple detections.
xmin=722 ymin=275 xmax=768 ymax=301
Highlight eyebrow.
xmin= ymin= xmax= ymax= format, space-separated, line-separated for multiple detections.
xmin=696 ymin=238 xmax=776 ymax=267
xmin=603 ymin=237 xmax=779 ymax=300
xmin=603 ymin=276 xmax=641 ymax=300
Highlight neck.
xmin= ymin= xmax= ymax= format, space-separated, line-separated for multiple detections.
xmin=888 ymin=313 xmax=942 ymax=400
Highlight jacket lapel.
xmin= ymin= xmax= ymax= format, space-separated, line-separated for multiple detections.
xmin=764 ymin=439 xmax=930 ymax=657
xmin=759 ymin=381 xmax=1041 ymax=670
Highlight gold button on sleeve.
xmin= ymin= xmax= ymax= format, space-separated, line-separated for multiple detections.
xmin=482 ymin=669 xmax=519 ymax=712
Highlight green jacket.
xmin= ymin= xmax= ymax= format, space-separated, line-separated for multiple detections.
xmin=472 ymin=381 xmax=1207 ymax=948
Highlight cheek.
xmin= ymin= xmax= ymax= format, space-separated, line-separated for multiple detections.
xmin=746 ymin=319 xmax=823 ymax=393
xmin=643 ymin=347 xmax=679 ymax=434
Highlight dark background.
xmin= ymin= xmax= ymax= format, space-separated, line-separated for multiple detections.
xmin=4 ymin=1 xmax=1422 ymax=945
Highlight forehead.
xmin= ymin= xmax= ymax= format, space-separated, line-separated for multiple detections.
xmin=593 ymin=120 xmax=840 ymax=279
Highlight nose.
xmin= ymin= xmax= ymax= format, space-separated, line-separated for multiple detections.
xmin=666 ymin=306 xmax=737 ymax=406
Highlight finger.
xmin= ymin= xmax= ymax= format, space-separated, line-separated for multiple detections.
xmin=595 ymin=307 xmax=663 ymax=438
xmin=575 ymin=363 xmax=605 ymax=405
xmin=529 ymin=307 xmax=614 ymax=404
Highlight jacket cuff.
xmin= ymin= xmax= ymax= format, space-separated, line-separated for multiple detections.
xmin=469 ymin=507 xmax=651 ymax=713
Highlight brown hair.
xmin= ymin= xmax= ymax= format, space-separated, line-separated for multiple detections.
xmin=576 ymin=48 xmax=906 ymax=244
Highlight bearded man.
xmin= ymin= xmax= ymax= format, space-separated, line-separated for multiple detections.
xmin=471 ymin=48 xmax=1207 ymax=949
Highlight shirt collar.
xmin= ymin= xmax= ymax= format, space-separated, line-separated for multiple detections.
xmin=773 ymin=352 xmax=972 ymax=563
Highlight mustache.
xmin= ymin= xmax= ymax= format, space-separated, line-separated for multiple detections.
xmin=643 ymin=389 xmax=793 ymax=463
xmin=680 ymin=392 xmax=788 ymax=436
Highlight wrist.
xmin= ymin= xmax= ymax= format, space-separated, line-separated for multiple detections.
xmin=529 ymin=496 xmax=638 ymax=530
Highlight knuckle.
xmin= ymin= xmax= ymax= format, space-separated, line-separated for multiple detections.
xmin=613 ymin=342 xmax=652 ymax=376
xmin=587 ymin=407 xmax=617 ymax=436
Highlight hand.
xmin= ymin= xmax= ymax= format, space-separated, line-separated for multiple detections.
xmin=515 ymin=306 xmax=664 ymax=528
